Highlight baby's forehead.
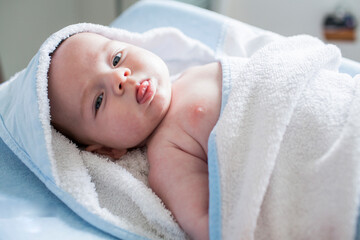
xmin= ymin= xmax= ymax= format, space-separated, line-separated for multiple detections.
xmin=74 ymin=32 xmax=109 ymax=40
xmin=64 ymin=32 xmax=108 ymax=48
xmin=51 ymin=33 xmax=105 ymax=64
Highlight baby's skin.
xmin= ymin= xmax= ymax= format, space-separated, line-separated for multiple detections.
xmin=48 ymin=32 xmax=222 ymax=240
xmin=148 ymin=61 xmax=222 ymax=240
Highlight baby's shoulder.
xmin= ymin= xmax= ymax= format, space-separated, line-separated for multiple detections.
xmin=146 ymin=117 xmax=187 ymax=157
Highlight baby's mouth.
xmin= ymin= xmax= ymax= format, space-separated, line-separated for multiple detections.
xmin=136 ymin=79 xmax=156 ymax=104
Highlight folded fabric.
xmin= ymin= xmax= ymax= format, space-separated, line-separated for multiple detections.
xmin=210 ymin=34 xmax=360 ymax=239
xmin=0 ymin=23 xmax=218 ymax=239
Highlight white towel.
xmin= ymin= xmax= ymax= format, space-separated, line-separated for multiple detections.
xmin=214 ymin=35 xmax=360 ymax=240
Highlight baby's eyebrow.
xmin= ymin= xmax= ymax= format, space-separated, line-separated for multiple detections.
xmin=103 ymin=39 xmax=115 ymax=54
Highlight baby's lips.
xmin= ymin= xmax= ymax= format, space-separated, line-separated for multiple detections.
xmin=136 ymin=79 xmax=150 ymax=104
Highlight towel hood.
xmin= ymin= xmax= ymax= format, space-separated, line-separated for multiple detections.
xmin=0 ymin=23 xmax=215 ymax=239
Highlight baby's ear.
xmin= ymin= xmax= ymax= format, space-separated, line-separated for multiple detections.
xmin=85 ymin=144 xmax=127 ymax=160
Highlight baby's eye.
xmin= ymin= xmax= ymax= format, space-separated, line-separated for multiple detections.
xmin=95 ymin=93 xmax=103 ymax=112
xmin=112 ymin=53 xmax=122 ymax=67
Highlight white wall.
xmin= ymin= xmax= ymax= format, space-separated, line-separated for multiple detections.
xmin=0 ymin=0 xmax=117 ymax=80
xmin=2 ymin=0 xmax=358 ymax=81
xmin=213 ymin=0 xmax=360 ymax=62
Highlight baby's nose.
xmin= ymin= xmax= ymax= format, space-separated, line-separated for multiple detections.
xmin=113 ymin=68 xmax=131 ymax=93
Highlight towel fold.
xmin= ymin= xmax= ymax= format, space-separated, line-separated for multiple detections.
xmin=210 ymin=35 xmax=360 ymax=239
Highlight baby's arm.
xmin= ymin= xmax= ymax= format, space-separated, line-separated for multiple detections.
xmin=148 ymin=145 xmax=209 ymax=240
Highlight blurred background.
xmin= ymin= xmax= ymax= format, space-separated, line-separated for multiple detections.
xmin=0 ymin=0 xmax=359 ymax=82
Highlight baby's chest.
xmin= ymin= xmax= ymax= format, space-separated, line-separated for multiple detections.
xmin=169 ymin=63 xmax=222 ymax=153
xmin=181 ymin=99 xmax=217 ymax=136
xmin=159 ymin=99 xmax=217 ymax=161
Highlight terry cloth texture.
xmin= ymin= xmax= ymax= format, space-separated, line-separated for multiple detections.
xmin=211 ymin=35 xmax=360 ymax=240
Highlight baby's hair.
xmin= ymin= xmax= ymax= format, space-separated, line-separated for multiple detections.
xmin=51 ymin=120 xmax=87 ymax=150
xmin=49 ymin=31 xmax=86 ymax=59
xmin=71 ymin=139 xmax=87 ymax=151
xmin=49 ymin=39 xmax=65 ymax=58
xmin=48 ymin=33 xmax=76 ymax=58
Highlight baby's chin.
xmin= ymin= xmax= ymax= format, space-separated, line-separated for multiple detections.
xmin=153 ymin=78 xmax=171 ymax=106
xmin=156 ymin=88 xmax=172 ymax=117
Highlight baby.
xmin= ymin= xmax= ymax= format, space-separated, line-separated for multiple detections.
xmin=48 ymin=32 xmax=222 ymax=240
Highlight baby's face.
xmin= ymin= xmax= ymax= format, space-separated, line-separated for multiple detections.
xmin=48 ymin=32 xmax=171 ymax=153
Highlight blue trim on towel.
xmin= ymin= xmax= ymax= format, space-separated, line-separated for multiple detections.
xmin=0 ymin=114 xmax=53 ymax=186
xmin=340 ymin=58 xmax=360 ymax=78
xmin=219 ymin=58 xmax=232 ymax=114
xmin=208 ymin=134 xmax=221 ymax=240
xmin=208 ymin=57 xmax=232 ymax=240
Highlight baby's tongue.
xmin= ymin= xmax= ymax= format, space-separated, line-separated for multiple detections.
xmin=137 ymin=80 xmax=149 ymax=104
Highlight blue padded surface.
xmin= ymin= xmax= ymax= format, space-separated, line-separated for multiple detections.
xmin=340 ymin=58 xmax=360 ymax=77
xmin=0 ymin=138 xmax=115 ymax=240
